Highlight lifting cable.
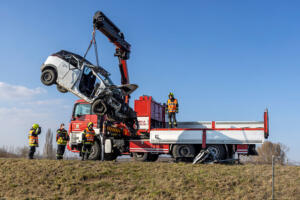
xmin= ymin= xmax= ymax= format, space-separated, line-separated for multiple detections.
xmin=83 ymin=25 xmax=100 ymax=67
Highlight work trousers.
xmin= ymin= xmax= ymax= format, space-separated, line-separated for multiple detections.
xmin=28 ymin=146 xmax=36 ymax=159
xmin=81 ymin=144 xmax=93 ymax=161
xmin=56 ymin=144 xmax=66 ymax=160
xmin=168 ymin=112 xmax=177 ymax=128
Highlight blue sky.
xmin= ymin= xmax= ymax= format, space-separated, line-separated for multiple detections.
xmin=0 ymin=1 xmax=300 ymax=161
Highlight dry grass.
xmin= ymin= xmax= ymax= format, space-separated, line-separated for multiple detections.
xmin=0 ymin=158 xmax=300 ymax=200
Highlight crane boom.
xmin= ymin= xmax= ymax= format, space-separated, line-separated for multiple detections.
xmin=93 ymin=11 xmax=131 ymax=92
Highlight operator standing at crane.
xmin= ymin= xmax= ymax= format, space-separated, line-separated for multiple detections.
xmin=56 ymin=123 xmax=69 ymax=160
xmin=28 ymin=124 xmax=41 ymax=159
xmin=81 ymin=122 xmax=96 ymax=161
xmin=166 ymin=92 xmax=179 ymax=128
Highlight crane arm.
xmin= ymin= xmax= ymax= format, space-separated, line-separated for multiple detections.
xmin=93 ymin=11 xmax=131 ymax=87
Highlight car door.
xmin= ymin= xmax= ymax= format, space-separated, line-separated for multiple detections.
xmin=59 ymin=56 xmax=81 ymax=90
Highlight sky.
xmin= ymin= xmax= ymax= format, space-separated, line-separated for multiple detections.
xmin=0 ymin=1 xmax=300 ymax=161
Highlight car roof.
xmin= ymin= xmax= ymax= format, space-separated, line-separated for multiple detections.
xmin=55 ymin=50 xmax=92 ymax=65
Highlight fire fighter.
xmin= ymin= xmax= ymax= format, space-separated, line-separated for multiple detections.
xmin=56 ymin=123 xmax=70 ymax=160
xmin=166 ymin=92 xmax=179 ymax=128
xmin=28 ymin=123 xmax=41 ymax=159
xmin=81 ymin=122 xmax=96 ymax=161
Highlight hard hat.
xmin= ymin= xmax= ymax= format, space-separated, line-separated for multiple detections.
xmin=88 ymin=122 xmax=94 ymax=127
xmin=169 ymin=92 xmax=174 ymax=97
xmin=32 ymin=124 xmax=39 ymax=129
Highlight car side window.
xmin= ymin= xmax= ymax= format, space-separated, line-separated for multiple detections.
xmin=83 ymin=65 xmax=91 ymax=75
xmin=79 ymin=66 xmax=96 ymax=97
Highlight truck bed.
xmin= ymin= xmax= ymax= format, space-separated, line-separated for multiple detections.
xmin=150 ymin=121 xmax=267 ymax=145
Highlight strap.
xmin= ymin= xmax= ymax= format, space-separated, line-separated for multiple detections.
xmin=83 ymin=25 xmax=100 ymax=67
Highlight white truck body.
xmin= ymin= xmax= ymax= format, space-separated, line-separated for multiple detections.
xmin=150 ymin=121 xmax=266 ymax=144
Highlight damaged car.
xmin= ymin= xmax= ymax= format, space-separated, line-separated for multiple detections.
xmin=40 ymin=50 xmax=139 ymax=134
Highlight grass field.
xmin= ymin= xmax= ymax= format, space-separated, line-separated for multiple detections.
xmin=0 ymin=158 xmax=300 ymax=200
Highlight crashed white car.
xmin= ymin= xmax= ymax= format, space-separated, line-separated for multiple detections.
xmin=40 ymin=50 xmax=138 ymax=133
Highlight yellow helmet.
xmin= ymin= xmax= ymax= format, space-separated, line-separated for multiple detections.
xmin=32 ymin=123 xmax=39 ymax=129
xmin=169 ymin=92 xmax=174 ymax=97
xmin=88 ymin=122 xmax=94 ymax=127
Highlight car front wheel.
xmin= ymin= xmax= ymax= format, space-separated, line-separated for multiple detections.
xmin=41 ymin=69 xmax=57 ymax=86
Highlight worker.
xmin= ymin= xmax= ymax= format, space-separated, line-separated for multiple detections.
xmin=166 ymin=92 xmax=179 ymax=128
xmin=56 ymin=123 xmax=69 ymax=160
xmin=28 ymin=123 xmax=41 ymax=159
xmin=81 ymin=122 xmax=96 ymax=161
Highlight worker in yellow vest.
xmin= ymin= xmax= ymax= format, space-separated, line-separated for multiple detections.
xmin=28 ymin=123 xmax=41 ymax=159
xmin=166 ymin=92 xmax=179 ymax=128
xmin=81 ymin=122 xmax=96 ymax=161
xmin=56 ymin=123 xmax=69 ymax=160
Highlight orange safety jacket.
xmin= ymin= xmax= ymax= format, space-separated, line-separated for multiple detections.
xmin=167 ymin=98 xmax=178 ymax=113
xmin=29 ymin=128 xmax=39 ymax=147
xmin=82 ymin=128 xmax=96 ymax=144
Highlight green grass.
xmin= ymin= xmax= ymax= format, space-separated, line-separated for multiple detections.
xmin=0 ymin=158 xmax=300 ymax=199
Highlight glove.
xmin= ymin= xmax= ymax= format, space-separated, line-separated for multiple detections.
xmin=176 ymin=110 xmax=178 ymax=114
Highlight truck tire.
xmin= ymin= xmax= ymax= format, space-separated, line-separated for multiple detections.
xmin=104 ymin=152 xmax=119 ymax=161
xmin=88 ymin=141 xmax=101 ymax=160
xmin=207 ymin=145 xmax=226 ymax=161
xmin=132 ymin=152 xmax=149 ymax=162
xmin=41 ymin=68 xmax=57 ymax=86
xmin=148 ymin=153 xmax=159 ymax=162
xmin=172 ymin=144 xmax=195 ymax=159
xmin=57 ymin=85 xmax=68 ymax=93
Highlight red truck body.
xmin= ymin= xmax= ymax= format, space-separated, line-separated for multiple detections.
xmin=67 ymin=95 xmax=269 ymax=161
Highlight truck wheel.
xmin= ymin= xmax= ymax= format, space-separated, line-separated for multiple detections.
xmin=172 ymin=144 xmax=195 ymax=160
xmin=132 ymin=152 xmax=149 ymax=162
xmin=104 ymin=152 xmax=119 ymax=161
xmin=207 ymin=145 xmax=226 ymax=161
xmin=57 ymin=85 xmax=68 ymax=93
xmin=88 ymin=141 xmax=101 ymax=160
xmin=148 ymin=153 xmax=159 ymax=162
xmin=41 ymin=68 xmax=57 ymax=86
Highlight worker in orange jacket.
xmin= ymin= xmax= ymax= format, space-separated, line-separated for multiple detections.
xmin=28 ymin=124 xmax=41 ymax=159
xmin=56 ymin=123 xmax=69 ymax=160
xmin=81 ymin=122 xmax=96 ymax=161
xmin=166 ymin=92 xmax=179 ymax=128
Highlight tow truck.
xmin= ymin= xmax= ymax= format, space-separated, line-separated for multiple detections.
xmin=67 ymin=11 xmax=269 ymax=162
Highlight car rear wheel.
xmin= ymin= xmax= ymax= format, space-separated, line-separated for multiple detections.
xmin=91 ymin=99 xmax=107 ymax=116
xmin=57 ymin=85 xmax=68 ymax=93
xmin=41 ymin=68 xmax=57 ymax=86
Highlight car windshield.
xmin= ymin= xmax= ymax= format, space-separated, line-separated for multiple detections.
xmin=73 ymin=103 xmax=91 ymax=117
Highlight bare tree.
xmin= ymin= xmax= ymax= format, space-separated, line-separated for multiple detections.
xmin=256 ymin=141 xmax=288 ymax=165
xmin=43 ymin=129 xmax=56 ymax=159
xmin=16 ymin=146 xmax=29 ymax=158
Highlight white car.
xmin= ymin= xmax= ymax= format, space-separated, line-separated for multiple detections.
xmin=41 ymin=50 xmax=139 ymax=133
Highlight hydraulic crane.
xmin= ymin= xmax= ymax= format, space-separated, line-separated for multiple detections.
xmin=93 ymin=11 xmax=131 ymax=103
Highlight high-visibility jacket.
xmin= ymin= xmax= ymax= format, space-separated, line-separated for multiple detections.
xmin=29 ymin=128 xmax=41 ymax=147
xmin=56 ymin=128 xmax=69 ymax=145
xmin=167 ymin=98 xmax=178 ymax=113
xmin=82 ymin=128 xmax=96 ymax=144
